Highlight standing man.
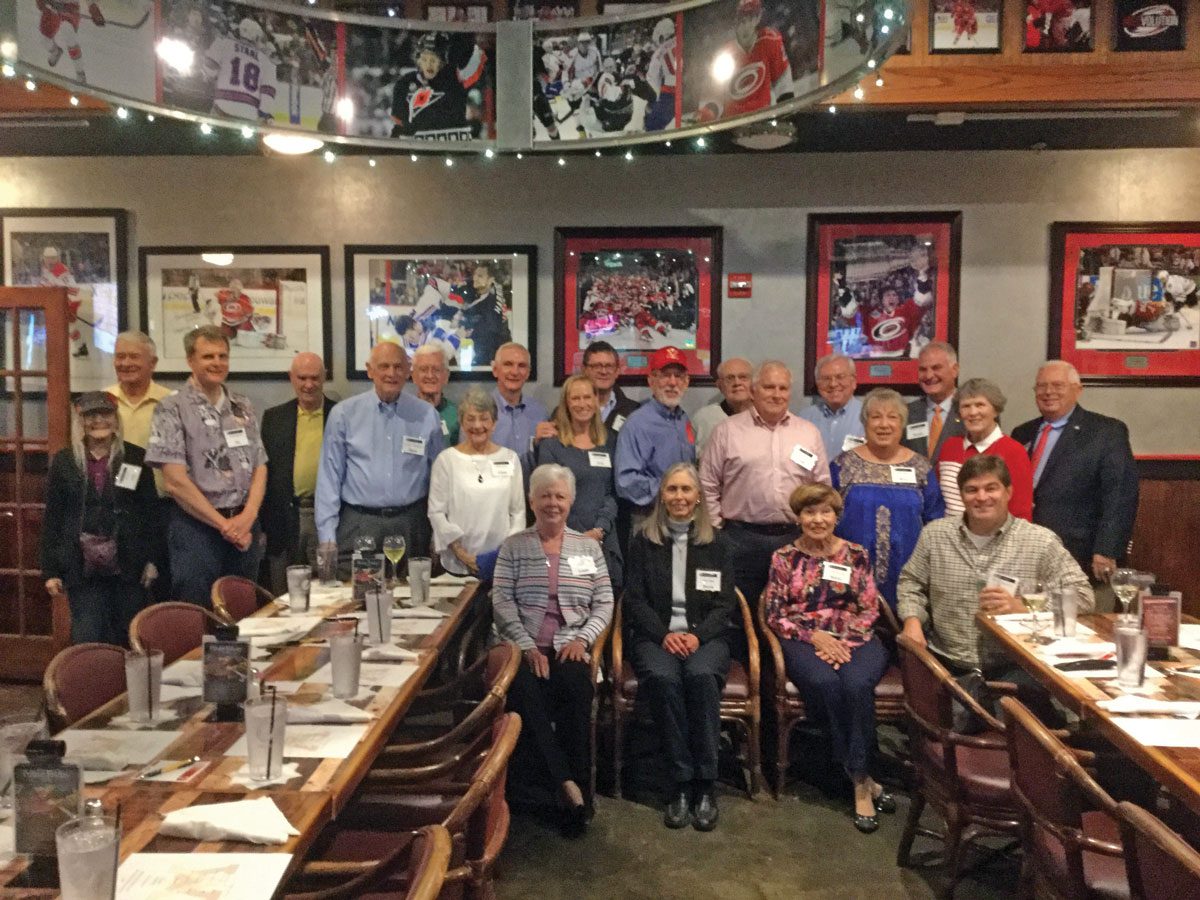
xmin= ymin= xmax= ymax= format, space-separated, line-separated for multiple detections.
xmin=490 ymin=342 xmax=552 ymax=476
xmin=1011 ymin=360 xmax=1138 ymax=610
xmin=145 ymin=326 xmax=267 ymax=608
xmin=691 ymin=357 xmax=753 ymax=458
xmin=582 ymin=340 xmax=640 ymax=431
xmin=902 ymin=341 xmax=964 ymax=460
xmin=411 ymin=343 xmax=459 ymax=444
xmin=316 ymin=341 xmax=444 ymax=574
xmin=615 ymin=346 xmax=696 ymax=539
xmin=261 ymin=353 xmax=335 ymax=596
xmin=799 ymin=352 xmax=864 ymax=459
xmin=461 ymin=262 xmax=511 ymax=368
xmin=701 ymin=361 xmax=830 ymax=602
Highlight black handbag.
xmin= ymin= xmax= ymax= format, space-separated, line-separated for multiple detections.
xmin=952 ymin=669 xmax=997 ymax=735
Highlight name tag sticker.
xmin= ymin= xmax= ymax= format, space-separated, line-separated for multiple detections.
xmin=588 ymin=451 xmax=612 ymax=468
xmin=987 ymin=572 xmax=1021 ymax=594
xmin=906 ymin=421 xmax=929 ymax=441
xmin=402 ymin=436 xmax=427 ymax=456
xmin=440 ymin=418 xmax=450 ymax=436
xmin=490 ymin=459 xmax=513 ymax=479
xmin=891 ymin=466 xmax=918 ymax=485
xmin=822 ymin=561 xmax=852 ymax=585
xmin=224 ymin=427 xmax=250 ymax=448
xmin=115 ymin=463 xmax=142 ymax=490
xmin=568 ymin=555 xmax=597 ymax=576
xmin=611 ymin=414 xmax=626 ymax=432
xmin=695 ymin=569 xmax=722 ymax=592
xmin=841 ymin=434 xmax=866 ymax=452
xmin=790 ymin=444 xmax=817 ymax=471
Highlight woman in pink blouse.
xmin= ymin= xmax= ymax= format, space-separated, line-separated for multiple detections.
xmin=764 ymin=483 xmax=894 ymax=834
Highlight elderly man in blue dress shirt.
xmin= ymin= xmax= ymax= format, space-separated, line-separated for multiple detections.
xmin=490 ymin=342 xmax=553 ymax=478
xmin=799 ymin=352 xmax=865 ymax=459
xmin=316 ymin=341 xmax=444 ymax=575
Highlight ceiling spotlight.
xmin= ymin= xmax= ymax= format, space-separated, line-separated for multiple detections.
xmin=516 ymin=152 xmax=523 ymax=159
xmin=323 ymin=149 xmax=336 ymax=163
xmin=0 ymin=39 xmax=16 ymax=60
xmin=1 ymin=63 xmax=15 ymax=78
xmin=665 ymin=140 xmax=672 ymax=147
xmin=368 ymin=158 xmax=376 ymax=167
xmin=444 ymin=157 xmax=454 ymax=167
xmin=868 ymin=59 xmax=876 ymax=69
xmin=884 ymin=7 xmax=894 ymax=19
xmin=199 ymin=122 xmax=213 ymax=135
xmin=855 ymin=12 xmax=865 ymax=22
xmin=116 ymin=106 xmax=130 ymax=120
xmin=853 ymin=86 xmax=865 ymax=100
xmin=262 ymin=132 xmax=325 ymax=155
xmin=696 ymin=137 xmax=706 ymax=148
xmin=594 ymin=150 xmax=602 ymax=157
xmin=770 ymin=118 xmax=778 ymax=127
xmin=240 ymin=125 xmax=253 ymax=138
xmin=881 ymin=24 xmax=890 ymax=33
xmin=410 ymin=153 xmax=418 ymax=162
xmin=387 ymin=6 xmax=396 ymax=15
xmin=335 ymin=96 xmax=354 ymax=122
xmin=711 ymin=51 xmax=735 ymax=82
xmin=875 ymin=76 xmax=884 ymax=87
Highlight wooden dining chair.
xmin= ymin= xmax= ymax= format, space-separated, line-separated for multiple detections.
xmin=1001 ymin=696 xmax=1129 ymax=900
xmin=129 ymin=601 xmax=225 ymax=664
xmin=211 ymin=575 xmax=274 ymax=623
xmin=611 ymin=589 xmax=761 ymax=799
xmin=43 ymin=642 xmax=126 ymax=732
xmin=1116 ymin=800 xmax=1200 ymax=900
xmin=282 ymin=823 xmax=451 ymax=900
xmin=896 ymin=635 xmax=1022 ymax=897
xmin=293 ymin=712 xmax=522 ymax=900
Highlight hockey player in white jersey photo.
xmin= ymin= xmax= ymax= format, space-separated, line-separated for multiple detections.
xmin=205 ymin=16 xmax=278 ymax=121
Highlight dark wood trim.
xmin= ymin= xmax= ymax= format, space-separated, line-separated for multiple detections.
xmin=1136 ymin=456 xmax=1200 ymax=480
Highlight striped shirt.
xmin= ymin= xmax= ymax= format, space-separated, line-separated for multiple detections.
xmin=492 ymin=528 xmax=614 ymax=652
xmin=897 ymin=514 xmax=1093 ymax=669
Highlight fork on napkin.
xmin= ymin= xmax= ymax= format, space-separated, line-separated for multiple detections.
xmin=158 ymin=796 xmax=300 ymax=845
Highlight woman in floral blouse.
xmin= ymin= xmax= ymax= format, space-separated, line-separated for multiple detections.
xmin=764 ymin=482 xmax=894 ymax=834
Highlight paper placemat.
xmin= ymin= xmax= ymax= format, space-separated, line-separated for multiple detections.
xmin=117 ymin=853 xmax=293 ymax=899
xmin=225 ymin=723 xmax=369 ymax=760
xmin=1110 ymin=717 xmax=1200 ymax=747
xmin=62 ymin=729 xmax=178 ymax=768
xmin=306 ymin=661 xmax=419 ymax=689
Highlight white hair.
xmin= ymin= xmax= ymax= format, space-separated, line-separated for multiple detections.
xmin=752 ymin=359 xmax=791 ymax=385
xmin=814 ymin=352 xmax=853 ymax=378
xmin=115 ymin=329 xmax=157 ymax=356
xmin=412 ymin=342 xmax=449 ymax=368
xmin=1040 ymin=359 xmax=1082 ymax=386
xmin=919 ymin=340 xmax=958 ymax=364
xmin=529 ymin=463 xmax=576 ymax=500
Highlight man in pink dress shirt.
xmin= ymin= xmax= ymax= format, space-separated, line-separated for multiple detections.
xmin=700 ymin=360 xmax=831 ymax=604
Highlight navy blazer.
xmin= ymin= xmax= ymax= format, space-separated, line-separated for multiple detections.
xmin=260 ymin=396 xmax=337 ymax=553
xmin=902 ymin=394 xmax=965 ymax=460
xmin=1011 ymin=405 xmax=1138 ymax=569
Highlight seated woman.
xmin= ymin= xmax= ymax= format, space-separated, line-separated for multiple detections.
xmin=42 ymin=391 xmax=163 ymax=645
xmin=764 ymin=483 xmax=894 ymax=833
xmin=831 ymin=387 xmax=944 ymax=610
xmin=428 ymin=387 xmax=525 ymax=579
xmin=492 ymin=463 xmax=614 ymax=837
xmin=623 ymin=462 xmax=735 ymax=832
xmin=934 ymin=377 xmax=1033 ymax=520
xmin=536 ymin=375 xmax=622 ymax=590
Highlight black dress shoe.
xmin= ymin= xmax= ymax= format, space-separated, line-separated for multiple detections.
xmin=873 ymin=791 xmax=896 ymax=814
xmin=692 ymin=789 xmax=718 ymax=832
xmin=560 ymin=803 xmax=588 ymax=839
xmin=853 ymin=812 xmax=880 ymax=834
xmin=664 ymin=790 xmax=691 ymax=829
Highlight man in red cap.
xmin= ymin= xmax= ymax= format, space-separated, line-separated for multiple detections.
xmin=614 ymin=346 xmax=696 ymax=542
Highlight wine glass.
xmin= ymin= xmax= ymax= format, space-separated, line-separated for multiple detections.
xmin=1020 ymin=578 xmax=1049 ymax=644
xmin=382 ymin=535 xmax=407 ymax=589
xmin=1112 ymin=569 xmax=1140 ymax=623
xmin=354 ymin=535 xmax=377 ymax=556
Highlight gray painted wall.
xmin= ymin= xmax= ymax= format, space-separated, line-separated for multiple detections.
xmin=2 ymin=147 xmax=1197 ymax=452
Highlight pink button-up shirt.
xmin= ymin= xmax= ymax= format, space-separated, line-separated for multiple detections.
xmin=700 ymin=407 xmax=831 ymax=527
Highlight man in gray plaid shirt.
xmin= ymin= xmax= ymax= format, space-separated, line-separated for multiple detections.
xmin=898 ymin=454 xmax=1093 ymax=679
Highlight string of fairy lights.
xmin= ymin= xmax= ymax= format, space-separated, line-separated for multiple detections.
xmin=1 ymin=6 xmax=902 ymax=167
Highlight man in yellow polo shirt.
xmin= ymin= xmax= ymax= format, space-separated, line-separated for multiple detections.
xmin=261 ymin=352 xmax=336 ymax=595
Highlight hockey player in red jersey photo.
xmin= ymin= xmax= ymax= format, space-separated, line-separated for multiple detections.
xmin=697 ymin=0 xmax=794 ymax=122
xmin=953 ymin=0 xmax=979 ymax=42
xmin=216 ymin=278 xmax=256 ymax=339
xmin=36 ymin=0 xmax=106 ymax=83
xmin=865 ymin=285 xmax=933 ymax=358
xmin=1025 ymin=0 xmax=1092 ymax=51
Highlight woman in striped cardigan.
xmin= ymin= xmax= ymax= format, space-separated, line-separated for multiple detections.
xmin=493 ymin=463 xmax=614 ymax=837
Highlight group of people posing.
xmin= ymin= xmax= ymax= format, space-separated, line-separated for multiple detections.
xmin=42 ymin=326 xmax=1140 ymax=838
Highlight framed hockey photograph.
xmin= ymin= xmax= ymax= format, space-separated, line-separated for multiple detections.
xmin=1 ymin=208 xmax=128 ymax=392
xmin=344 ymin=244 xmax=537 ymax=381
xmin=138 ymin=246 xmax=331 ymax=378
xmin=929 ymin=0 xmax=1002 ymax=53
xmin=425 ymin=3 xmax=492 ymax=22
xmin=1114 ymin=0 xmax=1184 ymax=51
xmin=804 ymin=211 xmax=961 ymax=395
xmin=1025 ymin=0 xmax=1093 ymax=52
xmin=512 ymin=0 xmax=578 ymax=20
xmin=554 ymin=226 xmax=721 ymax=386
xmin=1049 ymin=222 xmax=1200 ymax=386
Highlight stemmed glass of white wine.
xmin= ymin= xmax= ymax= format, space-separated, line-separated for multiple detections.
xmin=383 ymin=535 xmax=407 ymax=590
xmin=1020 ymin=578 xmax=1050 ymax=644
xmin=1111 ymin=569 xmax=1140 ymax=623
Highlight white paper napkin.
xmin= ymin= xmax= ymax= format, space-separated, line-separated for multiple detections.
xmin=286 ymin=698 xmax=375 ymax=724
xmin=392 ymin=607 xmax=445 ymax=619
xmin=363 ymin=645 xmax=420 ymax=662
xmin=1097 ymin=696 xmax=1200 ymax=717
xmin=236 ymin=616 xmax=323 ymax=637
xmin=1043 ymin=639 xmax=1116 ymax=659
xmin=226 ymin=761 xmax=302 ymax=789
xmin=158 ymin=796 xmax=300 ymax=845
xmin=162 ymin=659 xmax=203 ymax=687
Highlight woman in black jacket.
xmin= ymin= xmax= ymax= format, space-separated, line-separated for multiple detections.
xmin=42 ymin=392 xmax=163 ymax=646
xmin=623 ymin=462 xmax=735 ymax=833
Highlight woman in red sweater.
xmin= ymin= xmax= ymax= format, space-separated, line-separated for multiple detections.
xmin=935 ymin=378 xmax=1033 ymax=520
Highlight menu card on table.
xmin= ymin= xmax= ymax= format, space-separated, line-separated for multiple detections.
xmin=1141 ymin=592 xmax=1182 ymax=649
xmin=117 ymin=853 xmax=293 ymax=900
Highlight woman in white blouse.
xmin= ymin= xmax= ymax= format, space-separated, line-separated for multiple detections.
xmin=428 ymin=388 xmax=525 ymax=576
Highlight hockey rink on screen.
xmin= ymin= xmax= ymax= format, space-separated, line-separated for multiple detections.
xmin=16 ymin=0 xmax=157 ymax=100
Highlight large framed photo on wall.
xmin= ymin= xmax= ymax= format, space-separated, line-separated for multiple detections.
xmin=554 ymin=226 xmax=721 ymax=385
xmin=1 ymin=208 xmax=128 ymax=392
xmin=805 ymin=212 xmax=961 ymax=395
xmin=139 ymin=246 xmax=331 ymax=378
xmin=1049 ymin=222 xmax=1200 ymax=386
xmin=344 ymin=245 xmax=536 ymax=380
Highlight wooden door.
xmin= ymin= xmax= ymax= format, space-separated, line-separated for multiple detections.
xmin=0 ymin=287 xmax=70 ymax=680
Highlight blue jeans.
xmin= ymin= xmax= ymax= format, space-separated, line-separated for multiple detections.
xmin=68 ymin=576 xmax=147 ymax=646
xmin=780 ymin=635 xmax=889 ymax=779
xmin=168 ymin=507 xmax=265 ymax=608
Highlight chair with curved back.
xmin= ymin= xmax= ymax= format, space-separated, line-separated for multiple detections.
xmin=1116 ymin=800 xmax=1200 ymax=900
xmin=1001 ymin=696 xmax=1129 ymax=900
xmin=756 ymin=589 xmax=907 ymax=798
xmin=611 ymin=589 xmax=761 ymax=799
xmin=129 ymin=601 xmax=225 ymax=664
xmin=211 ymin=575 xmax=274 ymax=624
xmin=896 ymin=635 xmax=1022 ymax=897
xmin=43 ymin=642 xmax=127 ymax=732
xmin=291 ymin=712 xmax=522 ymax=900
xmin=282 ymin=824 xmax=451 ymax=900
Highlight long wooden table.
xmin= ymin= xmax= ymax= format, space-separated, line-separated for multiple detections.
xmin=979 ymin=611 xmax=1200 ymax=817
xmin=0 ymin=581 xmax=480 ymax=898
